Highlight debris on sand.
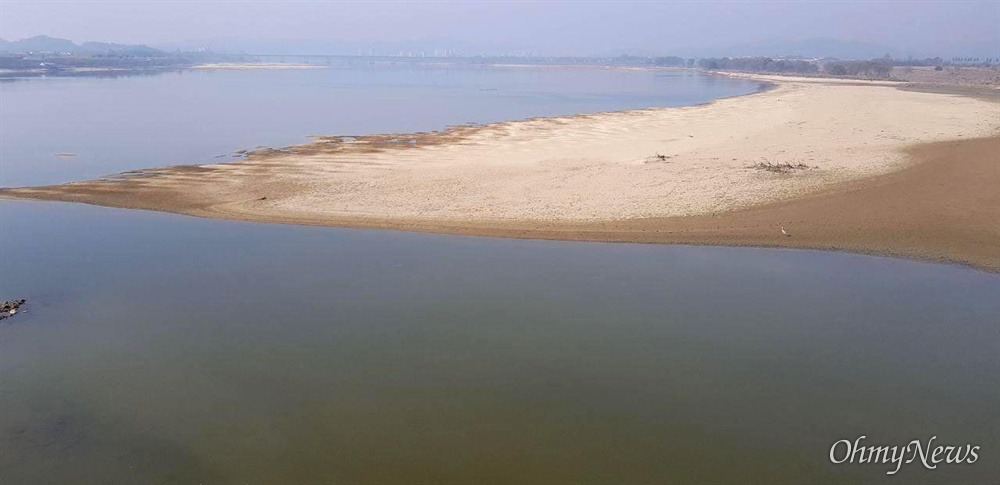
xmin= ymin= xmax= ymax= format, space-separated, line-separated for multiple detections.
xmin=0 ymin=299 xmax=26 ymax=321
xmin=748 ymin=161 xmax=811 ymax=173
xmin=642 ymin=153 xmax=672 ymax=164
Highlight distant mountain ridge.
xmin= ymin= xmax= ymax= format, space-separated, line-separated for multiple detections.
xmin=153 ymin=37 xmax=532 ymax=57
xmin=0 ymin=35 xmax=165 ymax=56
xmin=163 ymin=36 xmax=994 ymax=60
xmin=3 ymin=34 xmax=995 ymax=61
xmin=157 ymin=36 xmax=910 ymax=59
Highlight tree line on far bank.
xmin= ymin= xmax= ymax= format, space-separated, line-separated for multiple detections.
xmin=695 ymin=57 xmax=818 ymax=74
xmin=652 ymin=54 xmax=996 ymax=80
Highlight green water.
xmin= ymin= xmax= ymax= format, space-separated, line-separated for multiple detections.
xmin=1 ymin=201 xmax=997 ymax=484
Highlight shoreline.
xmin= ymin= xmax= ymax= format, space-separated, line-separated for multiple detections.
xmin=190 ymin=63 xmax=329 ymax=70
xmin=2 ymin=77 xmax=998 ymax=270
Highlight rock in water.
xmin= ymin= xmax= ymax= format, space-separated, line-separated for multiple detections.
xmin=0 ymin=299 xmax=27 ymax=320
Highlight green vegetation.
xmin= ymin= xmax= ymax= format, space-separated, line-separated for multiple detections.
xmin=698 ymin=57 xmax=819 ymax=74
xmin=822 ymin=60 xmax=892 ymax=78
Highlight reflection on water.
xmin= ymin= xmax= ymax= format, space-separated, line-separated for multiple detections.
xmin=1 ymin=200 xmax=997 ymax=484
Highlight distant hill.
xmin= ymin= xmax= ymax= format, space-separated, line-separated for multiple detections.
xmin=0 ymin=35 xmax=166 ymax=56
xmin=80 ymin=41 xmax=164 ymax=56
xmin=1 ymin=35 xmax=79 ymax=54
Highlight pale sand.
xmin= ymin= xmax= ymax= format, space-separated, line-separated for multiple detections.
xmin=714 ymin=72 xmax=908 ymax=86
xmin=3 ymin=79 xmax=999 ymax=268
xmin=191 ymin=63 xmax=328 ymax=70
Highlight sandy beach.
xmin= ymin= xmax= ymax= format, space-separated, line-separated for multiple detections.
xmin=3 ymin=77 xmax=998 ymax=268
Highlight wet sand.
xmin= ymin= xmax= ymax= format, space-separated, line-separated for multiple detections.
xmin=2 ymin=79 xmax=998 ymax=269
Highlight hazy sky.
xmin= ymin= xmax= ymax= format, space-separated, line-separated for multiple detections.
xmin=1 ymin=1 xmax=997 ymax=56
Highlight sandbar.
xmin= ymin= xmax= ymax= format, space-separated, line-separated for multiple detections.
xmin=2 ymin=77 xmax=998 ymax=269
xmin=191 ymin=63 xmax=328 ymax=70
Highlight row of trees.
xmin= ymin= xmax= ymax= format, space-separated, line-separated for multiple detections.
xmin=0 ymin=54 xmax=193 ymax=71
xmin=696 ymin=57 xmax=819 ymax=74
xmin=952 ymin=57 xmax=997 ymax=64
xmin=690 ymin=55 xmax=973 ymax=79
xmin=653 ymin=56 xmax=690 ymax=67
xmin=822 ymin=60 xmax=892 ymax=78
xmin=889 ymin=57 xmax=945 ymax=67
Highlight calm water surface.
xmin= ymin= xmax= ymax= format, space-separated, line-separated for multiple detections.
xmin=0 ymin=67 xmax=998 ymax=484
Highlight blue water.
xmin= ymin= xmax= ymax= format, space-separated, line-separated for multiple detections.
xmin=0 ymin=66 xmax=997 ymax=484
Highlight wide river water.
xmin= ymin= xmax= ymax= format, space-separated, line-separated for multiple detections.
xmin=1 ymin=66 xmax=998 ymax=484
